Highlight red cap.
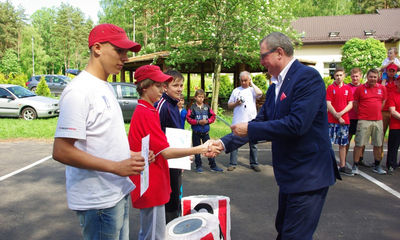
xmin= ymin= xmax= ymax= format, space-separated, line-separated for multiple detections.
xmin=387 ymin=63 xmax=398 ymax=71
xmin=88 ymin=24 xmax=141 ymax=52
xmin=134 ymin=65 xmax=173 ymax=84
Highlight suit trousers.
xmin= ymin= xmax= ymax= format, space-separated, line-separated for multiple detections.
xmin=275 ymin=186 xmax=329 ymax=240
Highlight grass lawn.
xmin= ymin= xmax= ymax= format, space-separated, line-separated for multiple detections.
xmin=0 ymin=113 xmax=233 ymax=141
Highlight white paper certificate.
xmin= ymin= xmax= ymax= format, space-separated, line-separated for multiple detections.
xmin=140 ymin=134 xmax=150 ymax=196
xmin=165 ymin=127 xmax=192 ymax=170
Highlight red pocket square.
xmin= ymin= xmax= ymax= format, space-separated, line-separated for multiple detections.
xmin=280 ymin=93 xmax=287 ymax=101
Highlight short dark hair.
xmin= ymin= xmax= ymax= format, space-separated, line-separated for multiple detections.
xmin=334 ymin=67 xmax=345 ymax=75
xmin=367 ymin=68 xmax=379 ymax=77
xmin=136 ymin=79 xmax=155 ymax=96
xmin=195 ymin=89 xmax=205 ymax=97
xmin=164 ymin=69 xmax=184 ymax=87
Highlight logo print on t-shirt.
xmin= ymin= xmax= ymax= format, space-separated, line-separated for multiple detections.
xmin=102 ymin=96 xmax=111 ymax=108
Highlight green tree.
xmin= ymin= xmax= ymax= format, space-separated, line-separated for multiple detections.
xmin=0 ymin=49 xmax=21 ymax=75
xmin=352 ymin=0 xmax=400 ymax=14
xmin=292 ymin=0 xmax=352 ymax=17
xmin=219 ymin=74 xmax=233 ymax=99
xmin=253 ymin=74 xmax=268 ymax=93
xmin=19 ymin=26 xmax=47 ymax=76
xmin=0 ymin=0 xmax=25 ymax=59
xmin=145 ymin=0 xmax=300 ymax=111
xmin=35 ymin=76 xmax=51 ymax=97
xmin=341 ymin=37 xmax=386 ymax=76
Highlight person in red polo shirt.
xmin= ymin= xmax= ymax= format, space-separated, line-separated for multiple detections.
xmin=386 ymin=76 xmax=400 ymax=174
xmin=327 ymin=67 xmax=354 ymax=176
xmin=352 ymin=68 xmax=388 ymax=175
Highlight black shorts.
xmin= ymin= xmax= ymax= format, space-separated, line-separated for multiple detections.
xmin=349 ymin=119 xmax=358 ymax=135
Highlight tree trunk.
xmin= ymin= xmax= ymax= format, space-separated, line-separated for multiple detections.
xmin=211 ymin=46 xmax=223 ymax=113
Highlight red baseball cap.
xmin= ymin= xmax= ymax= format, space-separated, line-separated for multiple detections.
xmin=387 ymin=63 xmax=398 ymax=71
xmin=134 ymin=65 xmax=173 ymax=84
xmin=88 ymin=23 xmax=141 ymax=52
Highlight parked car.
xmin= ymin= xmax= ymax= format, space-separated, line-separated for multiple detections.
xmin=26 ymin=75 xmax=71 ymax=95
xmin=0 ymin=84 xmax=59 ymax=120
xmin=110 ymin=82 xmax=139 ymax=122
xmin=66 ymin=69 xmax=81 ymax=76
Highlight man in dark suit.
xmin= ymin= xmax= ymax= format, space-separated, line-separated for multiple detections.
xmin=211 ymin=32 xmax=341 ymax=239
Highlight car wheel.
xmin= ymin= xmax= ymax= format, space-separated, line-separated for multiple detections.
xmin=21 ymin=107 xmax=37 ymax=120
xmin=31 ymin=86 xmax=37 ymax=93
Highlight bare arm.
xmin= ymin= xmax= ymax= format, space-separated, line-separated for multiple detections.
xmin=250 ymin=81 xmax=263 ymax=97
xmin=161 ymin=141 xmax=220 ymax=159
xmin=389 ymin=106 xmax=400 ymax=120
xmin=228 ymin=99 xmax=241 ymax=109
xmin=53 ymin=138 xmax=144 ymax=177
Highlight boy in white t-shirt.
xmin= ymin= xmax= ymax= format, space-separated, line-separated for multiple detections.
xmin=52 ymin=24 xmax=146 ymax=240
xmin=380 ymin=47 xmax=400 ymax=83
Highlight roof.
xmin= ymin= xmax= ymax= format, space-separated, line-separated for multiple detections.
xmin=291 ymin=8 xmax=400 ymax=44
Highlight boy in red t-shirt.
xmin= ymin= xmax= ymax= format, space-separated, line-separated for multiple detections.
xmin=386 ymin=76 xmax=400 ymax=174
xmin=326 ymin=67 xmax=354 ymax=176
xmin=128 ymin=65 xmax=219 ymax=240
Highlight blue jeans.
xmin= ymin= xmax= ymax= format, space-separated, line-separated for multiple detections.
xmin=76 ymin=194 xmax=130 ymax=240
xmin=229 ymin=142 xmax=258 ymax=167
xmin=192 ymin=132 xmax=217 ymax=168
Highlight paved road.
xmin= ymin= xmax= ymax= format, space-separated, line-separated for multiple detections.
xmin=1 ymin=140 xmax=399 ymax=240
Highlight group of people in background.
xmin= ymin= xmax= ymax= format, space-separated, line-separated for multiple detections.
xmin=327 ymin=47 xmax=400 ymax=177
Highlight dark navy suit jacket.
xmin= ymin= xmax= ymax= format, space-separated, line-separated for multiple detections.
xmin=221 ymin=59 xmax=341 ymax=194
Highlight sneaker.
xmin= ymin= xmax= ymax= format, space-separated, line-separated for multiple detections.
xmin=358 ymin=160 xmax=371 ymax=168
xmin=227 ymin=166 xmax=236 ymax=171
xmin=196 ymin=167 xmax=203 ymax=174
xmin=210 ymin=166 xmax=224 ymax=173
xmin=373 ymin=165 xmax=387 ymax=175
xmin=339 ymin=166 xmax=354 ymax=176
xmin=251 ymin=166 xmax=261 ymax=172
xmin=351 ymin=165 xmax=359 ymax=175
xmin=387 ymin=166 xmax=395 ymax=175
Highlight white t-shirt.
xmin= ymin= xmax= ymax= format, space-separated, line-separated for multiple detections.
xmin=54 ymin=71 xmax=135 ymax=211
xmin=228 ymin=86 xmax=260 ymax=125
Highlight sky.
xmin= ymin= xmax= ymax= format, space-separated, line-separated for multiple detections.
xmin=8 ymin=0 xmax=101 ymax=23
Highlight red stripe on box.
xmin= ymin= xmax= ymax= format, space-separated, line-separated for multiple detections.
xmin=201 ymin=232 xmax=215 ymax=240
xmin=182 ymin=199 xmax=191 ymax=216
xmin=219 ymin=199 xmax=227 ymax=239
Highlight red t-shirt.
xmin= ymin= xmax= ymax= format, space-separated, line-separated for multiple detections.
xmin=128 ymin=100 xmax=171 ymax=209
xmin=347 ymin=83 xmax=360 ymax=120
xmin=382 ymin=80 xmax=397 ymax=111
xmin=387 ymin=91 xmax=400 ymax=129
xmin=354 ymin=83 xmax=387 ymax=120
xmin=326 ymin=82 xmax=354 ymax=124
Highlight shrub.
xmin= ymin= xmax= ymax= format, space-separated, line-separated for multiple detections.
xmin=219 ymin=74 xmax=233 ymax=98
xmin=253 ymin=74 xmax=268 ymax=94
xmin=35 ymin=76 xmax=51 ymax=97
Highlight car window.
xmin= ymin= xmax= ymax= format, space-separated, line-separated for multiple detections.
xmin=34 ymin=76 xmax=41 ymax=81
xmin=44 ymin=76 xmax=51 ymax=83
xmin=111 ymin=85 xmax=118 ymax=97
xmin=121 ymin=85 xmax=138 ymax=99
xmin=0 ymin=88 xmax=11 ymax=98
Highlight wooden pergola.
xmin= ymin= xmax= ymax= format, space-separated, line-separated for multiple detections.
xmin=113 ymin=51 xmax=316 ymax=101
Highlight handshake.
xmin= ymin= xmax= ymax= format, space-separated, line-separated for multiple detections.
xmin=201 ymin=140 xmax=224 ymax=158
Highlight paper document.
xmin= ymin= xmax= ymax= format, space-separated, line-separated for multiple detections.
xmin=165 ymin=127 xmax=192 ymax=170
xmin=140 ymin=134 xmax=150 ymax=196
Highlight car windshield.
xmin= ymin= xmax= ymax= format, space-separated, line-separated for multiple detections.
xmin=59 ymin=75 xmax=71 ymax=82
xmin=7 ymin=86 xmax=37 ymax=98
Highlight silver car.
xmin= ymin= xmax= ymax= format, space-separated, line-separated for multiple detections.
xmin=110 ymin=82 xmax=139 ymax=122
xmin=0 ymin=84 xmax=60 ymax=120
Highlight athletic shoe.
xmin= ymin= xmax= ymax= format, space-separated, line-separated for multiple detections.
xmin=373 ymin=165 xmax=387 ymax=175
xmin=358 ymin=160 xmax=371 ymax=168
xmin=339 ymin=166 xmax=354 ymax=176
xmin=251 ymin=166 xmax=261 ymax=172
xmin=210 ymin=166 xmax=224 ymax=172
xmin=387 ymin=166 xmax=395 ymax=175
xmin=196 ymin=167 xmax=203 ymax=174
xmin=227 ymin=166 xmax=236 ymax=171
xmin=351 ymin=165 xmax=359 ymax=175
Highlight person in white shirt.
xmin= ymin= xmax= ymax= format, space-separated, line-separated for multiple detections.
xmin=52 ymin=24 xmax=147 ymax=240
xmin=226 ymin=71 xmax=263 ymax=172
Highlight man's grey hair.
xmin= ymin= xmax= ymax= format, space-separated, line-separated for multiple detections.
xmin=259 ymin=32 xmax=294 ymax=57
xmin=239 ymin=71 xmax=251 ymax=80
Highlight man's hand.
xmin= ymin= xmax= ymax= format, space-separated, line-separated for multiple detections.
xmin=202 ymin=140 xmax=223 ymax=158
xmin=114 ymin=156 xmax=145 ymax=177
xmin=231 ymin=122 xmax=249 ymax=137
